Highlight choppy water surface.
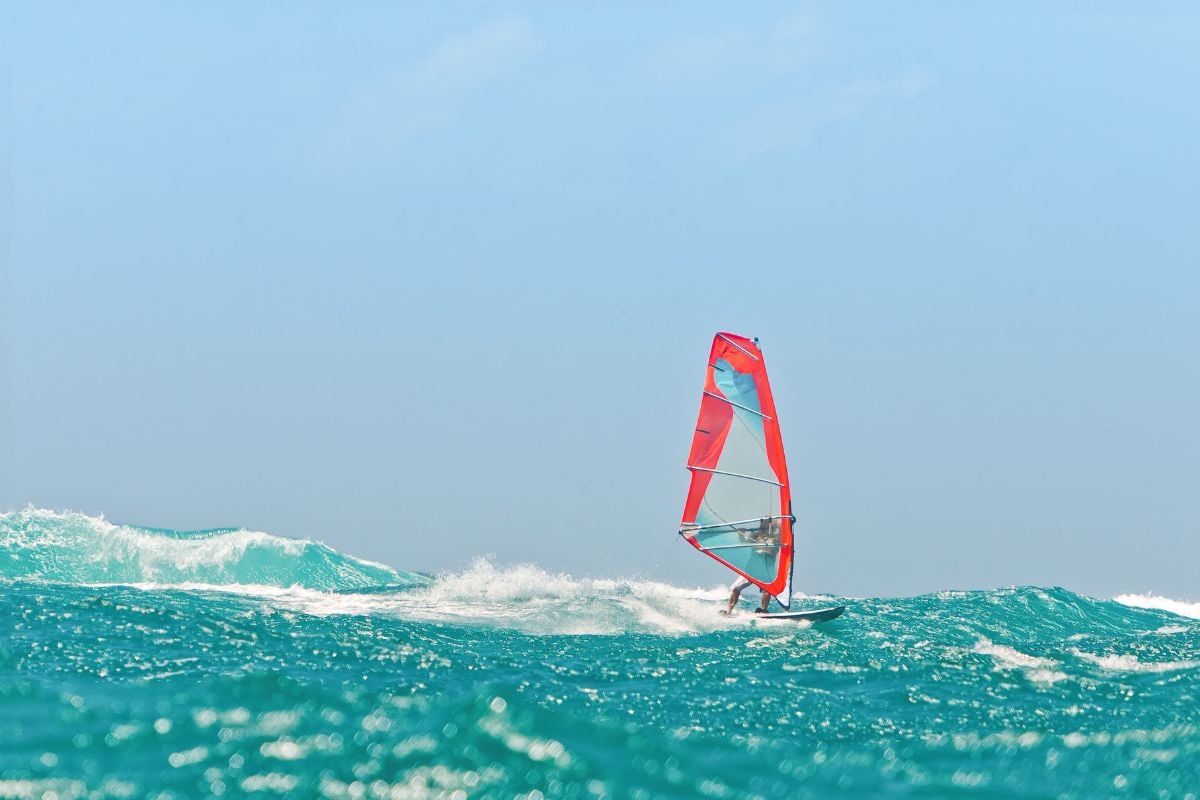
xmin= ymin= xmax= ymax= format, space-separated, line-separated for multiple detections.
xmin=2 ymin=509 xmax=1199 ymax=799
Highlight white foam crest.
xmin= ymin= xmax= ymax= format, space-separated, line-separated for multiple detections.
xmin=5 ymin=508 xmax=305 ymax=571
xmin=1072 ymin=650 xmax=1200 ymax=674
xmin=115 ymin=528 xmax=302 ymax=574
xmin=1114 ymin=593 xmax=1200 ymax=621
xmin=972 ymin=639 xmax=1067 ymax=685
xmin=973 ymin=639 xmax=1055 ymax=670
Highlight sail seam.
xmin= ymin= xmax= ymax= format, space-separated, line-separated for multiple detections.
xmin=731 ymin=404 xmax=767 ymax=450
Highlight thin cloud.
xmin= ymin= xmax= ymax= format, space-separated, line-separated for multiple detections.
xmin=716 ymin=68 xmax=935 ymax=163
xmin=397 ymin=18 xmax=539 ymax=96
xmin=633 ymin=11 xmax=829 ymax=93
xmin=632 ymin=8 xmax=932 ymax=163
xmin=336 ymin=18 xmax=539 ymax=151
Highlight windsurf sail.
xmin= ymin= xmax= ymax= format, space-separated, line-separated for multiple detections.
xmin=679 ymin=332 xmax=795 ymax=608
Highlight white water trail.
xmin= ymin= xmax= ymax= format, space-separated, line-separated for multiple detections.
xmin=102 ymin=559 xmax=832 ymax=636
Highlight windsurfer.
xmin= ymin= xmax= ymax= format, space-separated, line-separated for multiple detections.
xmin=720 ymin=517 xmax=778 ymax=615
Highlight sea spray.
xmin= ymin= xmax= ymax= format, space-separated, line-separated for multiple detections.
xmin=2 ymin=510 xmax=1199 ymax=799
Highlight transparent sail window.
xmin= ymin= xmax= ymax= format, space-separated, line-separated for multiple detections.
xmin=689 ymin=517 xmax=783 ymax=584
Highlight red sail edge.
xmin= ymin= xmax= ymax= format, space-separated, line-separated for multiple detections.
xmin=680 ymin=332 xmax=794 ymax=603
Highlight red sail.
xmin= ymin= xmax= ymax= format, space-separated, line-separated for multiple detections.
xmin=679 ymin=333 xmax=794 ymax=606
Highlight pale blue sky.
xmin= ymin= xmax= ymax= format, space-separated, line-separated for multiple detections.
xmin=4 ymin=3 xmax=1199 ymax=597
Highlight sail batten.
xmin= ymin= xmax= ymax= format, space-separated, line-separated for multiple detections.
xmin=716 ymin=333 xmax=760 ymax=361
xmin=685 ymin=466 xmax=783 ymax=486
xmin=699 ymin=543 xmax=784 ymax=552
xmin=702 ymin=391 xmax=773 ymax=419
xmin=681 ymin=515 xmax=792 ymax=531
xmin=679 ymin=332 xmax=795 ymax=608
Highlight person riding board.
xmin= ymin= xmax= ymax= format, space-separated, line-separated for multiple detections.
xmin=720 ymin=516 xmax=778 ymax=614
xmin=724 ymin=576 xmax=773 ymax=615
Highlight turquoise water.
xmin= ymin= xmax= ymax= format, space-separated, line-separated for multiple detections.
xmin=3 ymin=509 xmax=1199 ymax=799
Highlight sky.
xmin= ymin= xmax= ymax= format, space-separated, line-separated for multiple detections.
xmin=3 ymin=3 xmax=1199 ymax=599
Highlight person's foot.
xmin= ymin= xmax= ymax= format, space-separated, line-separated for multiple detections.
xmin=753 ymin=608 xmax=767 ymax=614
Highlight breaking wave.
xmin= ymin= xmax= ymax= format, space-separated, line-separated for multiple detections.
xmin=1114 ymin=592 xmax=1200 ymax=621
xmin=0 ymin=508 xmax=420 ymax=590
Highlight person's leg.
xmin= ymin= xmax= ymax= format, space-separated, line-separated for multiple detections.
xmin=726 ymin=588 xmax=743 ymax=615
xmin=757 ymin=592 xmax=771 ymax=613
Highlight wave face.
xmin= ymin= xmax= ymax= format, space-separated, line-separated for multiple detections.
xmin=3 ymin=511 xmax=1200 ymax=799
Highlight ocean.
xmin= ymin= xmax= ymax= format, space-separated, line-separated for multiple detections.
xmin=2 ymin=509 xmax=1198 ymax=799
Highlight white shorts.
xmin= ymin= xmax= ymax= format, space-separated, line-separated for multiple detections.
xmin=730 ymin=577 xmax=755 ymax=593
